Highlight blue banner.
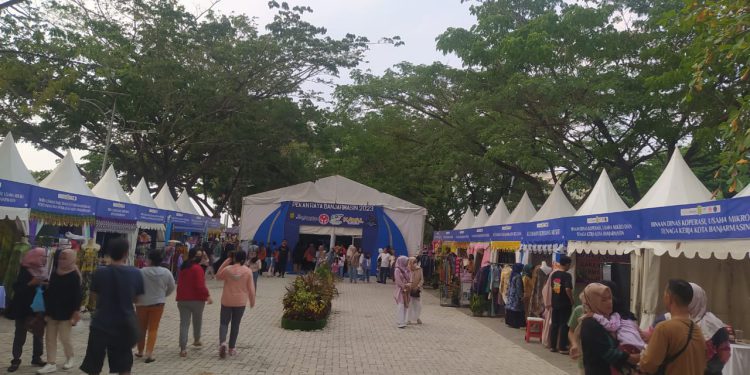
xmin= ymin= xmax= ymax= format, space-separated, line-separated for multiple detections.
xmin=0 ymin=179 xmax=33 ymax=208
xmin=286 ymin=201 xmax=378 ymax=228
xmin=523 ymin=218 xmax=567 ymax=243
xmin=30 ymin=186 xmax=96 ymax=216
xmin=207 ymin=217 xmax=221 ymax=228
xmin=641 ymin=197 xmax=750 ymax=240
xmin=95 ymin=199 xmax=137 ymax=221
xmin=566 ymin=211 xmax=640 ymax=241
xmin=487 ymin=223 xmax=526 ymax=242
xmin=467 ymin=227 xmax=492 ymax=242
xmin=136 ymin=205 xmax=167 ymax=224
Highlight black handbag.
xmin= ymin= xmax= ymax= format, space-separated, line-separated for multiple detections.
xmin=409 ymin=289 xmax=421 ymax=298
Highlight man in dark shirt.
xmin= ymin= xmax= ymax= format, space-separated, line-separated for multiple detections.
xmin=277 ymin=239 xmax=289 ymax=278
xmin=80 ymin=238 xmax=144 ymax=375
xmin=549 ymin=255 xmax=574 ymax=354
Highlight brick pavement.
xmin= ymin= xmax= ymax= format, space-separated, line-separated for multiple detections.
xmin=1 ymin=275 xmax=571 ymax=374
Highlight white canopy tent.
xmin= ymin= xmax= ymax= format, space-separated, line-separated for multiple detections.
xmin=40 ymin=150 xmax=94 ymax=197
xmin=627 ymin=151 xmax=750 ymax=330
xmin=176 ymin=189 xmax=202 ymax=216
xmin=531 ymin=183 xmax=576 ymax=222
xmin=454 ymin=207 xmax=475 ymax=230
xmin=505 ymin=192 xmax=537 ymax=224
xmin=485 ymin=198 xmax=510 ymax=226
xmin=0 ymin=132 xmax=37 ymax=232
xmin=472 ymin=207 xmax=489 ymax=228
xmin=91 ymin=165 xmax=138 ymax=255
xmin=154 ymin=184 xmax=181 ymax=212
xmin=566 ymin=170 xmax=641 ymax=315
xmin=240 ymin=175 xmax=427 ymax=255
xmin=129 ymin=178 xmax=166 ymax=231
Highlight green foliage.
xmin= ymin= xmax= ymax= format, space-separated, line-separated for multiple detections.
xmin=282 ymin=272 xmax=336 ymax=322
xmin=469 ymin=294 xmax=488 ymax=316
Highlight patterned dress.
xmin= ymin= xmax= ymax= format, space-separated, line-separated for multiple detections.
xmin=78 ymin=245 xmax=99 ymax=311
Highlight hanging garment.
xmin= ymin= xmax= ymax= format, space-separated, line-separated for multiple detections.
xmin=500 ymin=265 xmax=513 ymax=304
xmin=529 ymin=265 xmax=550 ymax=317
xmin=0 ymin=222 xmax=19 ymax=282
xmin=2 ymin=241 xmax=31 ymax=301
xmin=78 ymin=244 xmax=99 ymax=311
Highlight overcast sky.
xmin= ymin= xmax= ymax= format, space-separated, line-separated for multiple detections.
xmin=15 ymin=0 xmax=476 ymax=172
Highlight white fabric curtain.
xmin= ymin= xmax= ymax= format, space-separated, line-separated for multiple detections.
xmin=384 ymin=208 xmax=425 ymax=256
xmin=239 ymin=203 xmax=281 ymax=241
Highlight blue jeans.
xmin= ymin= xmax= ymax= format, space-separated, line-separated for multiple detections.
xmin=349 ymin=267 xmax=358 ymax=283
xmin=337 ymin=264 xmax=344 ymax=278
xmin=252 ymin=271 xmax=259 ymax=290
xmin=360 ymin=268 xmax=370 ymax=282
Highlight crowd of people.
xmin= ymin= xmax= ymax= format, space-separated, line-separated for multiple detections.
xmin=5 ymin=238 xmax=256 ymax=375
xmin=477 ymin=253 xmax=731 ymax=375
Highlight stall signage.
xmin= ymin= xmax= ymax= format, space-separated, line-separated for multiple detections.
xmin=486 ymin=223 xmax=524 ymax=241
xmin=566 ymin=211 xmax=640 ymax=241
xmin=95 ymin=199 xmax=137 ymax=221
xmin=287 ymin=201 xmax=377 ymax=227
xmin=641 ymin=197 xmax=750 ymax=240
xmin=136 ymin=206 xmax=166 ymax=224
xmin=523 ymin=218 xmax=566 ymax=242
xmin=30 ymin=186 xmax=96 ymax=216
xmin=189 ymin=214 xmax=206 ymax=228
xmin=207 ymin=217 xmax=221 ymax=228
xmin=467 ymin=227 xmax=491 ymax=242
xmin=0 ymin=179 xmax=32 ymax=208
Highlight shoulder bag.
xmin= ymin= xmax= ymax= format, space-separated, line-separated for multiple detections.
xmin=654 ymin=321 xmax=694 ymax=375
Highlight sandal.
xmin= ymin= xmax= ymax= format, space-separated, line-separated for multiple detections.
xmin=179 ymin=351 xmax=187 ymax=358
xmin=134 ymin=353 xmax=144 ymax=358
xmin=145 ymin=358 xmax=156 ymax=363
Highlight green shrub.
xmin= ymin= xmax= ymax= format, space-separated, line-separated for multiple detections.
xmin=282 ymin=271 xmax=337 ymax=322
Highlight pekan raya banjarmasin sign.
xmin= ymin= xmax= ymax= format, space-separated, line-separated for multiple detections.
xmin=286 ymin=201 xmax=378 ymax=228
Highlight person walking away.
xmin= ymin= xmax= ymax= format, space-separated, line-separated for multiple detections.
xmin=134 ymin=250 xmax=175 ymax=363
xmin=265 ymin=244 xmax=275 ymax=277
xmin=349 ymin=248 xmax=360 ymax=283
xmin=378 ymin=250 xmax=391 ymax=284
xmin=639 ymin=279 xmax=706 ymax=375
xmin=578 ymin=283 xmax=638 ymax=375
xmin=277 ymin=240 xmax=289 ymax=278
xmin=80 ymin=239 xmax=145 ymax=375
xmin=360 ymin=252 xmax=371 ymax=283
xmin=6 ymin=248 xmax=47 ymax=372
xmin=175 ymin=248 xmax=212 ymax=357
xmin=216 ymin=251 xmax=256 ymax=358
xmin=505 ymin=263 xmax=526 ymax=329
xmin=686 ymin=283 xmax=731 ymax=375
xmin=549 ymin=255 xmax=574 ymax=354
xmin=248 ymin=256 xmax=261 ymax=290
xmin=393 ymin=256 xmax=411 ymax=328
xmin=37 ymin=249 xmax=82 ymax=374
xmin=407 ymin=257 xmax=423 ymax=324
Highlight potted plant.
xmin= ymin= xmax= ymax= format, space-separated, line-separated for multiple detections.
xmin=281 ymin=266 xmax=337 ymax=331
xmin=469 ymin=294 xmax=488 ymax=317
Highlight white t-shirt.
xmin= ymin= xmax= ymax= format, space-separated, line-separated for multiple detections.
xmin=380 ymin=253 xmax=391 ymax=268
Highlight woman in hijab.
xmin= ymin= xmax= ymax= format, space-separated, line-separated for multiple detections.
xmin=689 ymin=283 xmax=730 ymax=374
xmin=407 ymin=257 xmax=423 ymax=325
xmin=38 ymin=249 xmax=82 ymax=373
xmin=505 ymin=263 xmax=526 ymax=328
xmin=6 ymin=248 xmax=47 ymax=372
xmin=578 ymin=283 xmax=638 ymax=375
xmin=393 ymin=256 xmax=411 ymax=328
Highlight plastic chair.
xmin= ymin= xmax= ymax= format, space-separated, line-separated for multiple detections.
xmin=525 ymin=317 xmax=544 ymax=343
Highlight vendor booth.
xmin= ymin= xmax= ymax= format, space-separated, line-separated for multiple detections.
xmin=32 ymin=151 xmax=97 ymax=247
xmin=240 ymin=176 xmax=427 ymax=274
xmin=129 ymin=178 xmax=168 ymax=267
xmin=91 ymin=166 xmax=138 ymax=262
xmin=520 ymin=183 xmax=575 ymax=266
xmin=176 ymin=189 xmax=208 ymax=245
xmin=0 ymin=133 xmax=37 ymax=305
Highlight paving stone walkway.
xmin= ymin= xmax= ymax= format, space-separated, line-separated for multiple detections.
xmin=1 ymin=275 xmax=572 ymax=374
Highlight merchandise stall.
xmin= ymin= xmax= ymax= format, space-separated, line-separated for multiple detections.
xmin=0 ymin=132 xmax=37 ymax=305
xmin=176 ymin=189 xmax=208 ymax=245
xmin=520 ymin=183 xmax=576 ymax=266
xmin=91 ymin=166 xmax=138 ymax=263
xmin=128 ymin=178 xmax=168 ymax=266
xmin=30 ymin=151 xmax=96 ymax=249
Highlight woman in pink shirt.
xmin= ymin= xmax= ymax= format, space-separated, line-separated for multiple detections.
xmin=216 ymin=250 xmax=256 ymax=358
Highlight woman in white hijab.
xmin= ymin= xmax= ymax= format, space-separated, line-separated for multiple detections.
xmin=688 ymin=283 xmax=730 ymax=375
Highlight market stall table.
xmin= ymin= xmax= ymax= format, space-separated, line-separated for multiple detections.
xmin=723 ymin=343 xmax=750 ymax=375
